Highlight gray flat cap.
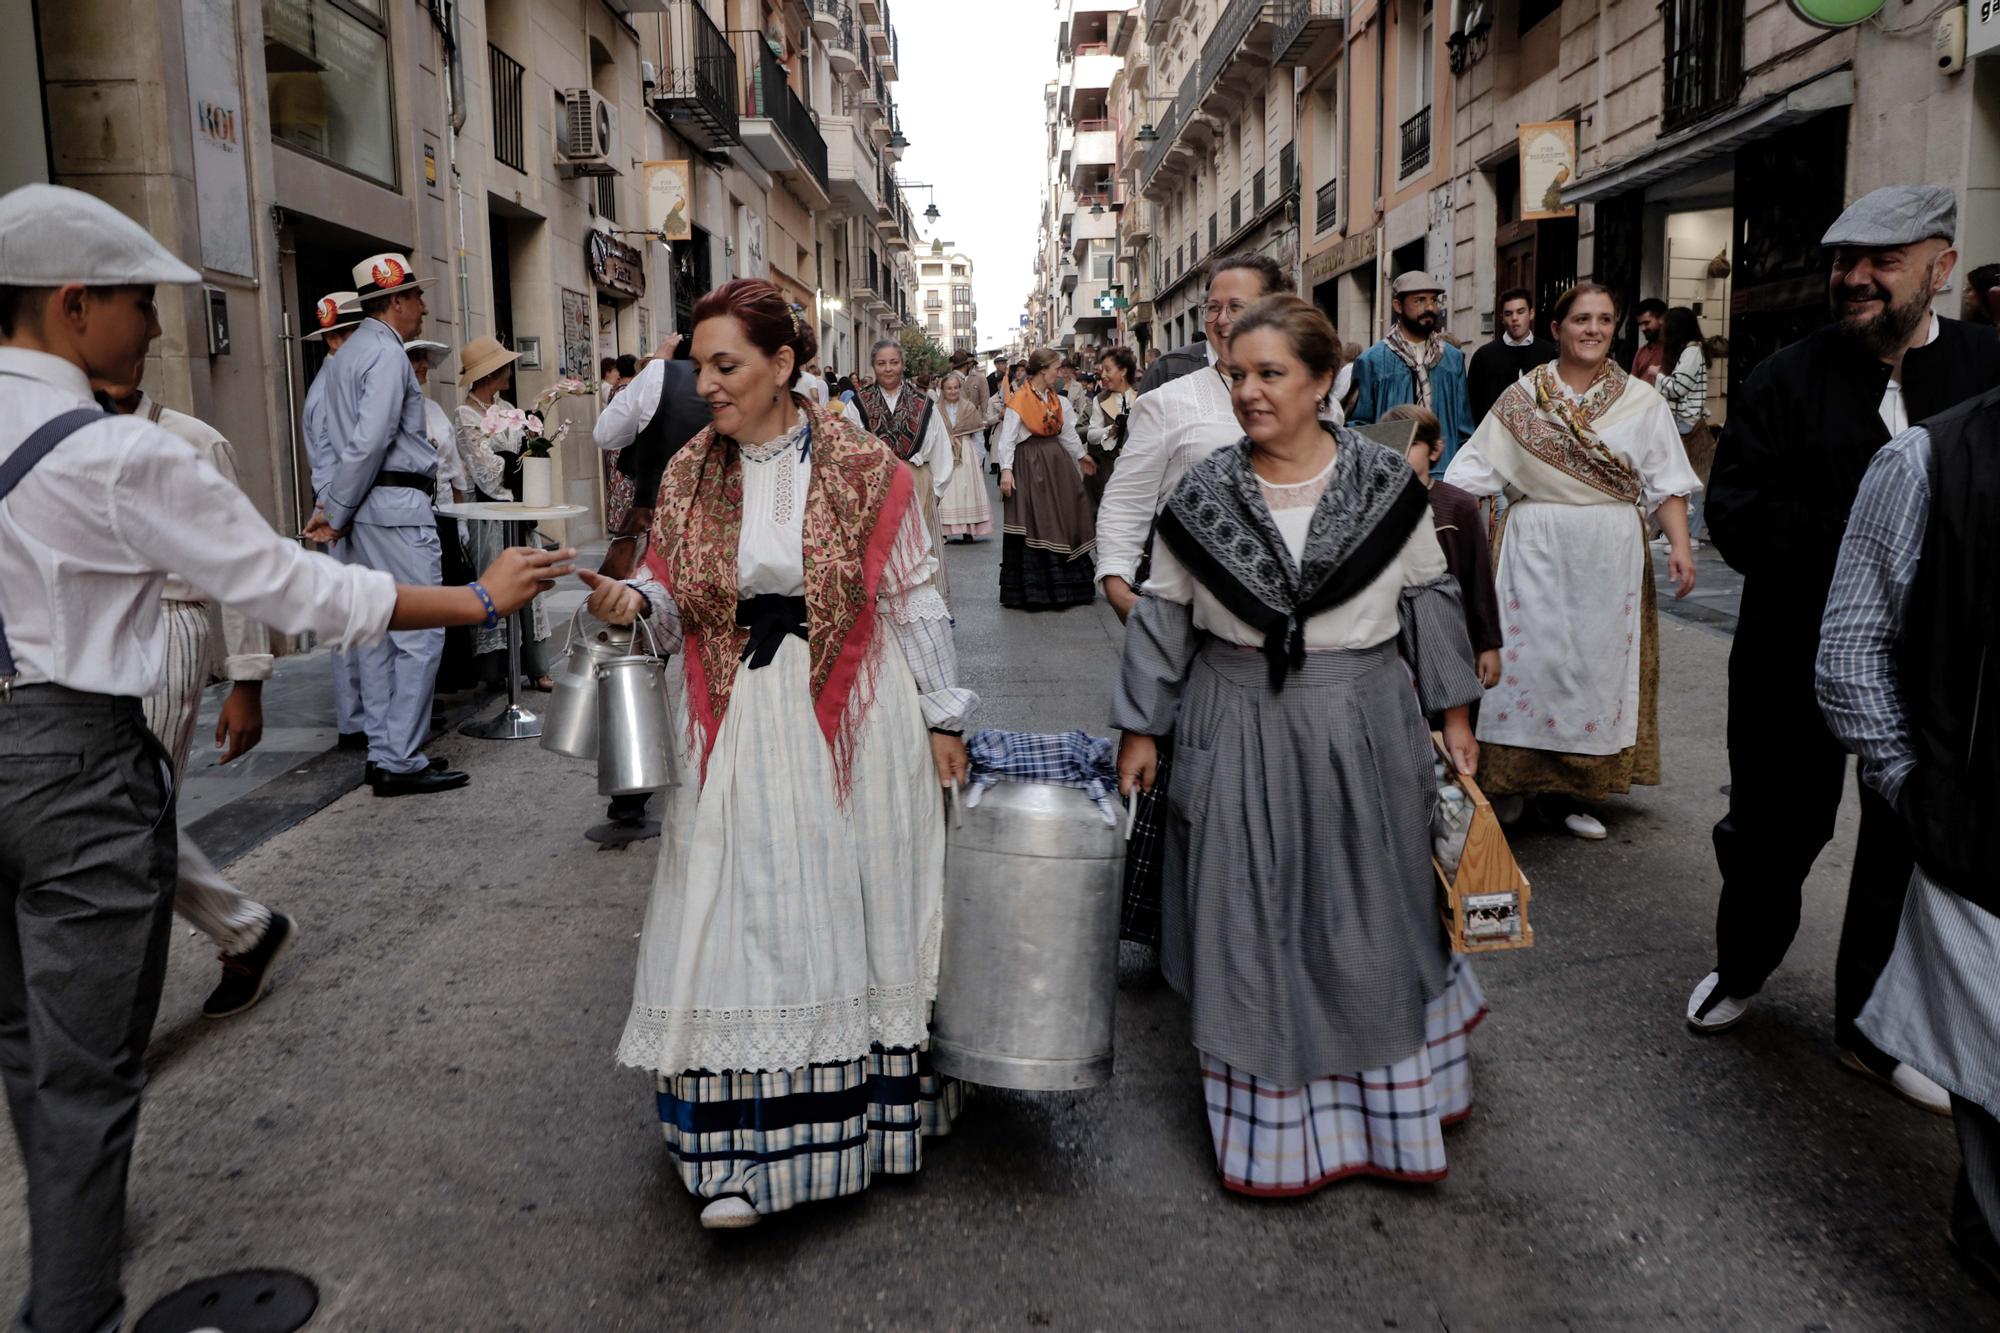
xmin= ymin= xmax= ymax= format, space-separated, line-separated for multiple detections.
xmin=1392 ymin=270 xmax=1446 ymax=296
xmin=1821 ymin=185 xmax=1957 ymax=248
xmin=0 ymin=184 xmax=199 ymax=287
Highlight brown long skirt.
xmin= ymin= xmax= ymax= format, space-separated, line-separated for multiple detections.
xmin=1000 ymin=437 xmax=1096 ymax=609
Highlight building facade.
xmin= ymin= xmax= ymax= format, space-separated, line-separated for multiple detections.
xmin=11 ymin=0 xmax=925 ymax=573
xmin=915 ymin=240 xmax=978 ymax=354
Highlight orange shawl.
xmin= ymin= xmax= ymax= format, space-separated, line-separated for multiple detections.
xmin=1006 ymin=385 xmax=1065 ymax=438
xmin=645 ymin=396 xmax=914 ymax=793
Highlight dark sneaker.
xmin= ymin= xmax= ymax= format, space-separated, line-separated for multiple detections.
xmin=202 ymin=912 xmax=297 ymax=1019
xmin=364 ymin=757 xmax=448 ymax=783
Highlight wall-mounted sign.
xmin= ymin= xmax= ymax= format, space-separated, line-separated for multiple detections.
xmin=182 ymin=0 xmax=254 ymax=275
xmin=1971 ymin=0 xmax=2000 ymax=56
xmin=587 ymin=230 xmax=646 ymax=299
xmin=1785 ymin=0 xmax=1886 ymax=26
xmin=1520 ymin=120 xmax=1578 ymax=220
xmin=559 ymin=289 xmax=591 ymax=376
xmin=643 ymin=160 xmax=693 ymax=241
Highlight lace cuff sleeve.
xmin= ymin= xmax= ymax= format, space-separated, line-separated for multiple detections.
xmin=628 ymin=568 xmax=686 ymax=655
xmin=877 ymin=496 xmax=978 ymax=730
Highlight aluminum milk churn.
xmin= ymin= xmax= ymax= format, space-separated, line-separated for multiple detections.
xmin=541 ymin=607 xmax=634 ymax=760
xmin=931 ymin=781 xmax=1125 ymax=1091
xmin=595 ymin=615 xmax=681 ymax=797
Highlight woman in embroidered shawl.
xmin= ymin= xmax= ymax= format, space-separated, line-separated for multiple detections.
xmin=577 ymin=279 xmax=977 ymax=1231
xmin=994 ymin=348 xmax=1098 ymax=609
xmin=936 ymin=370 xmax=993 ymax=540
xmin=1113 ymin=296 xmax=1488 ymax=1197
xmin=1442 ymin=282 xmax=1698 ymax=841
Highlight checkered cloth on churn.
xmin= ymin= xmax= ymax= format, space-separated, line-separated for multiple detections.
xmin=964 ymin=729 xmax=1121 ymax=825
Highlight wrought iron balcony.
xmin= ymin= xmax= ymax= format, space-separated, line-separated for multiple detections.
xmin=1398 ymin=105 xmax=1432 ymax=179
xmin=489 ymin=45 xmax=526 ymax=173
xmin=653 ymin=1 xmax=739 ymax=151
xmin=1315 ymin=177 xmax=1339 ymax=234
xmin=1273 ymin=0 xmax=1343 ymax=67
xmin=734 ymin=34 xmax=830 ymax=200
xmin=1661 ymin=0 xmax=1745 ymax=132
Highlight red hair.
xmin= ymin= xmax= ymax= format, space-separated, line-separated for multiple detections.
xmin=691 ymin=278 xmax=818 ymax=387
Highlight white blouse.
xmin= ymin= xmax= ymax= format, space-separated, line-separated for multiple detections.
xmin=1143 ymin=484 xmax=1448 ymax=653
xmin=992 ymin=391 xmax=1086 ymax=470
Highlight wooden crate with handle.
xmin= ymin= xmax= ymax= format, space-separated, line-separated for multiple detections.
xmin=1432 ymin=737 xmax=1534 ymax=953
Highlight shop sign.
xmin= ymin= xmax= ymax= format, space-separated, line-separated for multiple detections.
xmin=182 ymin=0 xmax=253 ymax=276
xmin=1785 ymin=0 xmax=1886 ymax=26
xmin=1520 ymin=121 xmax=1578 ymax=220
xmin=559 ymin=289 xmax=591 ymax=376
xmin=587 ymin=230 xmax=646 ymax=299
xmin=643 ymin=160 xmax=694 ymax=241
xmin=1972 ymin=0 xmax=2000 ymax=57
xmin=1303 ymin=230 xmax=1378 ymax=286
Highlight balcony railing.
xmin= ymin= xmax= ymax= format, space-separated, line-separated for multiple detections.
xmin=735 ymin=35 xmax=830 ymax=194
xmin=1139 ymin=0 xmax=1275 ymax=193
xmin=655 ymin=0 xmax=739 ymax=149
xmin=1273 ymin=0 xmax=1343 ymax=65
xmin=489 ymin=45 xmax=525 ymax=173
xmin=1661 ymin=0 xmax=1745 ymax=132
xmin=1398 ymin=106 xmax=1432 ymax=179
xmin=1315 ymin=177 xmax=1338 ymax=234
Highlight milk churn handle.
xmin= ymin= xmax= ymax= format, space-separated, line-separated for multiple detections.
xmin=947 ymin=779 xmax=965 ymax=830
xmin=1122 ymin=791 xmax=1139 ymax=843
xmin=632 ymin=607 xmax=665 ymax=661
xmin=562 ymin=603 xmax=588 ymax=660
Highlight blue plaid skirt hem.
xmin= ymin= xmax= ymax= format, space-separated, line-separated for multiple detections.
xmin=656 ymin=1043 xmax=962 ymax=1216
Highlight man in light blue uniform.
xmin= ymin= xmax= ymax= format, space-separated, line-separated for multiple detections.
xmin=300 ymin=289 xmax=368 ymax=748
xmin=307 ymin=254 xmax=467 ymax=795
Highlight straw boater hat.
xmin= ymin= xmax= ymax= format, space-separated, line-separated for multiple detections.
xmin=302 ymin=290 xmax=361 ymax=342
xmin=351 ymin=252 xmax=434 ymax=299
xmin=403 ymin=337 xmax=451 ymax=366
xmin=458 ymin=335 xmax=519 ymax=384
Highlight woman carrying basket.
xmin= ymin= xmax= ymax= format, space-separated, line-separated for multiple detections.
xmin=1113 ymin=295 xmax=1488 ymax=1196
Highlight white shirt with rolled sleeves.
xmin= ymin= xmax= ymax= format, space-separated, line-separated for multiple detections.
xmin=594 ymin=358 xmax=664 ymax=454
xmin=1092 ymin=364 xmax=1240 ymax=590
xmin=0 ymin=348 xmax=395 ymax=697
xmin=138 ymin=393 xmax=275 ymax=683
xmin=844 ymin=387 xmax=953 ymax=497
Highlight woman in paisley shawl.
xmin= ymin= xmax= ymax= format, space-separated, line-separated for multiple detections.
xmin=993 ymin=348 xmax=1098 ymax=609
xmin=1443 ymin=282 xmax=1699 ymax=841
xmin=576 ymin=279 xmax=977 ymax=1231
xmin=1113 ymin=295 xmax=1488 ymax=1197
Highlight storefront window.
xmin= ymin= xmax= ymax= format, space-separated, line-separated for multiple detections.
xmin=263 ymin=0 xmax=396 ymax=187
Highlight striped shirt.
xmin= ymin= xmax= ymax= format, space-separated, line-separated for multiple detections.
xmin=1815 ymin=424 xmax=1931 ymax=802
xmin=1655 ymin=345 xmax=1709 ymax=429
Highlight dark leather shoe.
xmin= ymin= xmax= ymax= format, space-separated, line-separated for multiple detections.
xmin=337 ymin=732 xmax=368 ymax=750
xmin=369 ymin=767 xmax=470 ymax=797
xmin=364 ymin=757 xmax=448 ymax=783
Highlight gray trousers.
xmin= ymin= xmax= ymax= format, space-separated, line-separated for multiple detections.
xmin=0 ymin=687 xmax=177 ymax=1333
xmin=345 ymin=521 xmax=443 ymax=775
xmin=330 ymin=537 xmax=364 ymax=734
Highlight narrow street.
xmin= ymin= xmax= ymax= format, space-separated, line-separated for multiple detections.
xmin=2 ymin=498 xmax=1989 ymax=1331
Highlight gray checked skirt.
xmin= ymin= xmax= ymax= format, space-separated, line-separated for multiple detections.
xmin=1162 ymin=637 xmax=1455 ymax=1086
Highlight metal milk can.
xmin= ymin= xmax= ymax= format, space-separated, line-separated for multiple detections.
xmin=595 ymin=615 xmax=681 ymax=796
xmin=541 ymin=607 xmax=635 ymax=760
xmin=931 ymin=781 xmax=1126 ymax=1091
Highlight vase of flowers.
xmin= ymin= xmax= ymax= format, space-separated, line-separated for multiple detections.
xmin=476 ymin=376 xmax=592 ymax=507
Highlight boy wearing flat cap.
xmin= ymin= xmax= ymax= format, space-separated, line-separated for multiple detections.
xmin=1689 ymin=185 xmax=2000 ymax=1111
xmin=0 ymin=183 xmax=568 ymax=1332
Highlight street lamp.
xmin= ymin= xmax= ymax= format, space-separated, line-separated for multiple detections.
xmin=899 ymin=180 xmax=944 ymax=223
xmin=888 ymin=128 xmax=909 ymax=150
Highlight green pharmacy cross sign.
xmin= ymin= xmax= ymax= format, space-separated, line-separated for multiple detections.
xmin=1094 ymin=291 xmax=1132 ymax=313
xmin=1785 ymin=0 xmax=1884 ymax=27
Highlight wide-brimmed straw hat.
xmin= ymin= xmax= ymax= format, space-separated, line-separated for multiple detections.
xmin=351 ymin=252 xmax=434 ymax=298
xmin=302 ymin=290 xmax=361 ymax=342
xmin=458 ymin=335 xmax=520 ymax=384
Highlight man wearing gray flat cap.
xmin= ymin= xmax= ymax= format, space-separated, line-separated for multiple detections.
xmin=1689 ymin=184 xmax=2000 ymax=1115
xmin=1348 ymin=270 xmax=1476 ymax=472
xmin=0 ymin=183 xmax=571 ymax=1332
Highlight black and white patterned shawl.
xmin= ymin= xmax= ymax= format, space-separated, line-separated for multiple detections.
xmin=1155 ymin=427 xmax=1431 ymax=688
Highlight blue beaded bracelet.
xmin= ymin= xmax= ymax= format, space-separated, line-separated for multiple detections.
xmin=468 ymin=581 xmax=501 ymax=630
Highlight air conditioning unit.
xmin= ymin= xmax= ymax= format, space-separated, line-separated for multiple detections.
xmin=560 ymin=88 xmax=617 ymax=171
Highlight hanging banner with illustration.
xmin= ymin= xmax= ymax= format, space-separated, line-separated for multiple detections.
xmin=643 ymin=161 xmax=693 ymax=242
xmin=1519 ymin=121 xmax=1578 ymax=221
xmin=560 ymin=288 xmax=592 ymax=376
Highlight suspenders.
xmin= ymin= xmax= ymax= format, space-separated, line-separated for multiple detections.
xmin=0 ymin=407 xmax=111 ymax=699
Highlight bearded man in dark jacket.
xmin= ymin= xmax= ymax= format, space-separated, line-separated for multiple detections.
xmin=1686 ymin=186 xmax=2000 ymax=1118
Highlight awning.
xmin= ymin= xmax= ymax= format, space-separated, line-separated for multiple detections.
xmin=1561 ymin=68 xmax=1854 ymax=206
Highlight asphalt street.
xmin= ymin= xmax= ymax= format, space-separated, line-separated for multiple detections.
xmin=1 ymin=500 xmax=1993 ymax=1331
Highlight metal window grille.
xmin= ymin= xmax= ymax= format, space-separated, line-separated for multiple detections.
xmin=1315 ymin=177 xmax=1338 ymax=234
xmin=1208 ymin=212 xmax=1217 ymax=249
xmin=1398 ymin=106 xmax=1431 ymax=179
xmin=594 ymin=175 xmax=616 ymax=221
xmin=1252 ymin=168 xmax=1266 ymax=213
xmin=490 ymin=46 xmax=526 ymax=173
xmin=1661 ymin=0 xmax=1745 ymax=131
xmin=1230 ymin=191 xmax=1242 ymax=233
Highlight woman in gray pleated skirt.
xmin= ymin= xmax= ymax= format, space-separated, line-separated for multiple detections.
xmin=1113 ymin=295 xmax=1489 ymax=1197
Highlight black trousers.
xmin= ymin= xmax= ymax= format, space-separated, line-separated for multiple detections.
xmin=1712 ymin=668 xmax=1914 ymax=1054
xmin=0 ymin=687 xmax=177 ymax=1333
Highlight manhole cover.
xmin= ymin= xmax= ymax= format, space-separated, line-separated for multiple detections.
xmin=136 ymin=1269 xmax=318 ymax=1333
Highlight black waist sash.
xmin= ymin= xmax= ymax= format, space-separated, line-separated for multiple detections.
xmin=736 ymin=595 xmax=808 ymax=670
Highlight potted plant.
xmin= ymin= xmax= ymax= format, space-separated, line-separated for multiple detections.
xmin=476 ymin=376 xmax=592 ymax=506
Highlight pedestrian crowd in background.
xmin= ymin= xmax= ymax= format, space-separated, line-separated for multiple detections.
xmin=4 ymin=169 xmax=2000 ymax=1331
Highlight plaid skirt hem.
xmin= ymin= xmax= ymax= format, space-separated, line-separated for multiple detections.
xmin=656 ymin=1043 xmax=961 ymax=1216
xmin=1202 ymin=959 xmax=1486 ymax=1198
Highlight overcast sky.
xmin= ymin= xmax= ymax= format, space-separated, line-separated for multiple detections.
xmin=890 ymin=0 xmax=1061 ymax=350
